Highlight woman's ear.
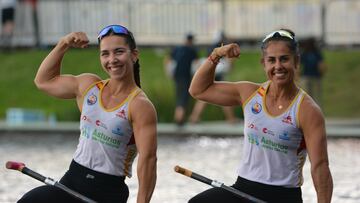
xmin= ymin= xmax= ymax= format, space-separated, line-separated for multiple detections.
xmin=132 ymin=49 xmax=139 ymax=63
xmin=260 ymin=57 xmax=265 ymax=69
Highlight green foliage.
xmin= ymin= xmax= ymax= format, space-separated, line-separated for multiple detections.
xmin=0 ymin=47 xmax=359 ymax=122
xmin=322 ymin=50 xmax=360 ymax=117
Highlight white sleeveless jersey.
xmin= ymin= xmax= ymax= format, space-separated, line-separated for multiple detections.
xmin=73 ymin=80 xmax=139 ymax=177
xmin=238 ymin=81 xmax=307 ymax=187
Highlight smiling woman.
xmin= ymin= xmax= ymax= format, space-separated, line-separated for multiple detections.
xmin=18 ymin=25 xmax=158 ymax=203
xmin=188 ymin=29 xmax=333 ymax=203
xmin=98 ymin=25 xmax=141 ymax=88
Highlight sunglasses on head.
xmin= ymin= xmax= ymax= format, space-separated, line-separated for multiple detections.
xmin=97 ymin=24 xmax=131 ymax=42
xmin=262 ymin=30 xmax=294 ymax=43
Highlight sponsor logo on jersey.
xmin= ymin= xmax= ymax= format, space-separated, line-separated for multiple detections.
xmin=279 ymin=131 xmax=290 ymax=141
xmin=247 ymin=133 xmax=259 ymax=146
xmin=251 ymin=102 xmax=262 ymax=114
xmin=262 ymin=127 xmax=275 ymax=136
xmin=248 ymin=123 xmax=258 ymax=130
xmin=95 ymin=120 xmax=107 ymax=130
xmin=261 ymin=137 xmax=289 ymax=154
xmin=112 ymin=127 xmax=124 ymax=136
xmin=87 ymin=93 xmax=97 ymax=105
xmin=92 ymin=129 xmax=121 ymax=148
xmin=80 ymin=126 xmax=91 ymax=138
xmin=81 ymin=115 xmax=92 ymax=123
xmin=282 ymin=115 xmax=293 ymax=125
xmin=116 ymin=109 xmax=127 ymax=119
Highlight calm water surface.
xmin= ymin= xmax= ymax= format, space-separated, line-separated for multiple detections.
xmin=0 ymin=134 xmax=359 ymax=203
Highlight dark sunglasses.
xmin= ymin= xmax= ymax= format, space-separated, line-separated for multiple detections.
xmin=262 ymin=30 xmax=294 ymax=43
xmin=97 ymin=24 xmax=131 ymax=42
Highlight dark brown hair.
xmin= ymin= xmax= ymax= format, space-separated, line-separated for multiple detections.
xmin=99 ymin=29 xmax=141 ymax=88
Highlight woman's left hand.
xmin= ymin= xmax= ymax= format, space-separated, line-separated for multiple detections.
xmin=214 ymin=43 xmax=241 ymax=59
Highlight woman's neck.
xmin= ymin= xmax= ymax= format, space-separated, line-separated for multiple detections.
xmin=267 ymin=82 xmax=298 ymax=100
xmin=106 ymin=79 xmax=137 ymax=96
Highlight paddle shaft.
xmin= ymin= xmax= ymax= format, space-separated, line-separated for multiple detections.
xmin=22 ymin=166 xmax=97 ymax=203
xmin=175 ymin=165 xmax=267 ymax=203
xmin=6 ymin=161 xmax=97 ymax=203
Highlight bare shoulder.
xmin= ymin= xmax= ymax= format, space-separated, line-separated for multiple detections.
xmin=77 ymin=73 xmax=101 ymax=84
xmin=299 ymin=94 xmax=325 ymax=130
xmin=76 ymin=73 xmax=102 ymax=94
xmin=236 ymin=81 xmax=260 ymax=91
xmin=131 ymin=91 xmax=155 ymax=109
xmin=130 ymin=91 xmax=157 ymax=121
xmin=235 ymin=81 xmax=260 ymax=103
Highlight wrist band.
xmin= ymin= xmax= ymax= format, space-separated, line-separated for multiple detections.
xmin=208 ymin=54 xmax=220 ymax=65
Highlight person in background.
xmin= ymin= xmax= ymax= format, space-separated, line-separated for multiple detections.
xmin=188 ymin=29 xmax=332 ymax=203
xmin=189 ymin=31 xmax=238 ymax=124
xmin=165 ymin=33 xmax=198 ymax=126
xmin=300 ymin=37 xmax=326 ymax=106
xmin=18 ymin=24 xmax=157 ymax=203
xmin=24 ymin=0 xmax=40 ymax=47
xmin=0 ymin=0 xmax=16 ymax=50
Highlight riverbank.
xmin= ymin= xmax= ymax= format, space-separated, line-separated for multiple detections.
xmin=0 ymin=118 xmax=359 ymax=137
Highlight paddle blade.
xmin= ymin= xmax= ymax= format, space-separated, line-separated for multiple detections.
xmin=6 ymin=161 xmax=25 ymax=171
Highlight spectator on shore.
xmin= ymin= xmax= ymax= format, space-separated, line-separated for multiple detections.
xmin=189 ymin=31 xmax=238 ymax=124
xmin=1 ymin=0 xmax=16 ymax=50
xmin=300 ymin=37 xmax=326 ymax=106
xmin=165 ymin=33 xmax=198 ymax=126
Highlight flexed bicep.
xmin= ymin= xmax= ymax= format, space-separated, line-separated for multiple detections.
xmin=36 ymin=73 xmax=100 ymax=99
xmin=194 ymin=82 xmax=241 ymax=106
xmin=194 ymin=81 xmax=258 ymax=106
xmin=34 ymin=32 xmax=94 ymax=99
xmin=37 ymin=74 xmax=79 ymax=99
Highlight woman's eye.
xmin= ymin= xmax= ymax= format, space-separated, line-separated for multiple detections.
xmin=115 ymin=49 xmax=126 ymax=54
xmin=267 ymin=58 xmax=275 ymax=63
xmin=281 ymin=57 xmax=289 ymax=62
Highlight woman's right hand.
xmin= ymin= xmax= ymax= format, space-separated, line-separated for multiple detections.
xmin=61 ymin=32 xmax=89 ymax=48
xmin=35 ymin=31 xmax=98 ymax=100
xmin=213 ymin=43 xmax=241 ymax=59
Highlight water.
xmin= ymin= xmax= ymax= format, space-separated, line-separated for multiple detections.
xmin=0 ymin=134 xmax=359 ymax=203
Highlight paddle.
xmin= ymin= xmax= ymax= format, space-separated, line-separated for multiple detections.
xmin=174 ymin=165 xmax=267 ymax=203
xmin=6 ymin=161 xmax=97 ymax=203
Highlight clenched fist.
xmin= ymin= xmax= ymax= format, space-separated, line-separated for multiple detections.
xmin=61 ymin=32 xmax=89 ymax=48
xmin=213 ymin=43 xmax=241 ymax=59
